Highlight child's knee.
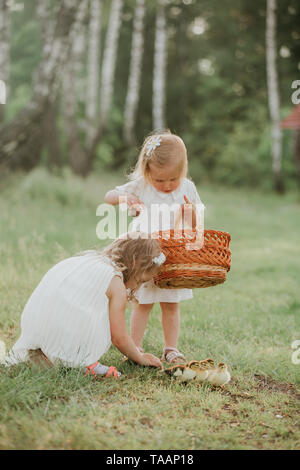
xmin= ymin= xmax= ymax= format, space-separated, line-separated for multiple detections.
xmin=160 ymin=302 xmax=179 ymax=314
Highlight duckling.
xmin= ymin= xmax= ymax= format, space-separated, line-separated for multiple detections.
xmin=199 ymin=358 xmax=215 ymax=367
xmin=181 ymin=364 xmax=197 ymax=382
xmin=198 ymin=358 xmax=216 ymax=380
xmin=208 ymin=362 xmax=231 ymax=387
xmin=162 ymin=364 xmax=185 ymax=379
xmin=162 ymin=363 xmax=196 ymax=382
xmin=187 ymin=360 xmax=209 ymax=382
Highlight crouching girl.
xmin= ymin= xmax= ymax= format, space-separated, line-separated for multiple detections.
xmin=5 ymin=234 xmax=163 ymax=377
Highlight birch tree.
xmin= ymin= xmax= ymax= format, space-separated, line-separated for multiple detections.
xmin=153 ymin=0 xmax=167 ymax=130
xmin=86 ymin=0 xmax=102 ymax=146
xmin=123 ymin=0 xmax=145 ymax=145
xmin=62 ymin=0 xmax=88 ymax=175
xmin=0 ymin=0 xmax=10 ymax=122
xmin=99 ymin=0 xmax=123 ymax=129
xmin=266 ymin=0 xmax=283 ymax=192
xmin=88 ymin=0 xmax=123 ymax=167
xmin=0 ymin=0 xmax=87 ymax=170
xmin=36 ymin=0 xmax=54 ymax=43
xmin=36 ymin=0 xmax=62 ymax=168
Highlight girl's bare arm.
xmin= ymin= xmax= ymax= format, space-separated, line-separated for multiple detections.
xmin=104 ymin=190 xmax=144 ymax=208
xmin=107 ymin=277 xmax=162 ymax=368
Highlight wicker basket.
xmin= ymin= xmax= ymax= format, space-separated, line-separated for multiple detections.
xmin=153 ymin=229 xmax=231 ymax=289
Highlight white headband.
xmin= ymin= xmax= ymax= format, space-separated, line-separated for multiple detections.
xmin=152 ymin=252 xmax=166 ymax=266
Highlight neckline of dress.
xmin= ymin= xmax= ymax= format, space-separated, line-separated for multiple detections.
xmin=150 ymin=179 xmax=184 ymax=200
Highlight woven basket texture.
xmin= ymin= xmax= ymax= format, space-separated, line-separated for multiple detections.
xmin=153 ymin=229 xmax=231 ymax=289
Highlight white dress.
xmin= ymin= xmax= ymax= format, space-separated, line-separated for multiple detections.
xmin=5 ymin=252 xmax=123 ymax=368
xmin=115 ymin=177 xmax=204 ymax=304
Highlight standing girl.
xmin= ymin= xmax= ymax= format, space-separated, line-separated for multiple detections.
xmin=5 ymin=235 xmax=163 ymax=376
xmin=105 ymin=130 xmax=204 ymax=364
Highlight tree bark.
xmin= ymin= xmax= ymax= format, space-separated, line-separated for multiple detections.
xmin=42 ymin=98 xmax=62 ymax=168
xmin=0 ymin=0 xmax=10 ymax=122
xmin=87 ymin=0 xmax=123 ymax=171
xmin=62 ymin=0 xmax=90 ymax=176
xmin=86 ymin=0 xmax=102 ymax=146
xmin=0 ymin=0 xmax=86 ymax=171
xmin=153 ymin=0 xmax=167 ymax=131
xmin=99 ymin=0 xmax=123 ymax=130
xmin=63 ymin=28 xmax=88 ymax=174
xmin=266 ymin=0 xmax=284 ymax=193
xmin=293 ymin=129 xmax=300 ymax=188
xmin=123 ymin=0 xmax=145 ymax=146
xmin=36 ymin=0 xmax=54 ymax=43
xmin=36 ymin=0 xmax=62 ymax=168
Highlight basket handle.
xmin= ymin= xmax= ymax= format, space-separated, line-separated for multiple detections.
xmin=174 ymin=195 xmax=205 ymax=250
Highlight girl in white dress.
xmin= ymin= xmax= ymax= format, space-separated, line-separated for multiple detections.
xmin=105 ymin=130 xmax=204 ymax=364
xmin=5 ymin=235 xmax=164 ymax=377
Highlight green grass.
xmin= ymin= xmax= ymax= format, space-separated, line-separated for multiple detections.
xmin=0 ymin=168 xmax=299 ymax=450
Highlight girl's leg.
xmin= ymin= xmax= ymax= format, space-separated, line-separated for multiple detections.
xmin=160 ymin=302 xmax=186 ymax=363
xmin=130 ymin=303 xmax=154 ymax=350
xmin=160 ymin=302 xmax=180 ymax=349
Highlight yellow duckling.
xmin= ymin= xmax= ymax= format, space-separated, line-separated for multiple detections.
xmin=162 ymin=363 xmax=196 ymax=382
xmin=198 ymin=358 xmax=216 ymax=380
xmin=207 ymin=362 xmax=231 ymax=387
xmin=187 ymin=360 xmax=209 ymax=382
xmin=162 ymin=364 xmax=185 ymax=379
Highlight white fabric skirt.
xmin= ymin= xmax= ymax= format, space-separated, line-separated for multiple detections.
xmin=135 ymin=279 xmax=193 ymax=305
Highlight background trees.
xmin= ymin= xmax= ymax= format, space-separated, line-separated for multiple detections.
xmin=0 ymin=0 xmax=300 ymax=191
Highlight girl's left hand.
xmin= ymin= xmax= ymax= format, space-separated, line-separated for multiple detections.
xmin=141 ymin=353 xmax=163 ymax=369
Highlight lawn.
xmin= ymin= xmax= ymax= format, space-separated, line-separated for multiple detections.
xmin=0 ymin=168 xmax=299 ymax=450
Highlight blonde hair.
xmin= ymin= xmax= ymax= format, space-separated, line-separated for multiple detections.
xmin=129 ymin=130 xmax=188 ymax=183
xmin=101 ymin=234 xmax=162 ymax=288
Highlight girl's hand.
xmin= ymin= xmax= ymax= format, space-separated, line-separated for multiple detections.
xmin=181 ymin=195 xmax=196 ymax=229
xmin=126 ymin=193 xmax=143 ymax=207
xmin=119 ymin=193 xmax=144 ymax=216
xmin=141 ymin=353 xmax=163 ymax=369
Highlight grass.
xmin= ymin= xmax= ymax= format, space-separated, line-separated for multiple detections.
xmin=0 ymin=167 xmax=299 ymax=450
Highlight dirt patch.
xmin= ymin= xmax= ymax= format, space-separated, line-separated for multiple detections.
xmin=253 ymin=374 xmax=300 ymax=399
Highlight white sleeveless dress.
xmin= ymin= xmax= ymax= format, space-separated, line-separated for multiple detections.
xmin=5 ymin=252 xmax=123 ymax=368
xmin=115 ymin=177 xmax=204 ymax=304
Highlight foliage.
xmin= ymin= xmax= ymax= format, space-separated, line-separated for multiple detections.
xmin=2 ymin=0 xmax=300 ymax=188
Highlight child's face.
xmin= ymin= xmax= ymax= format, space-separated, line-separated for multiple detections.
xmin=148 ymin=163 xmax=182 ymax=194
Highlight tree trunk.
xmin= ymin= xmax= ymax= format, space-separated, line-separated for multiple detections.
xmin=36 ymin=0 xmax=54 ymax=43
xmin=266 ymin=0 xmax=284 ymax=193
xmin=36 ymin=0 xmax=62 ymax=168
xmin=293 ymin=129 xmax=300 ymax=189
xmin=0 ymin=0 xmax=87 ymax=171
xmin=99 ymin=0 xmax=123 ymax=130
xmin=43 ymin=98 xmax=62 ymax=168
xmin=86 ymin=0 xmax=102 ymax=146
xmin=123 ymin=0 xmax=145 ymax=146
xmin=0 ymin=0 xmax=10 ymax=122
xmin=88 ymin=0 xmax=123 ymax=171
xmin=62 ymin=0 xmax=89 ymax=176
xmin=153 ymin=0 xmax=167 ymax=131
xmin=63 ymin=33 xmax=88 ymax=174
